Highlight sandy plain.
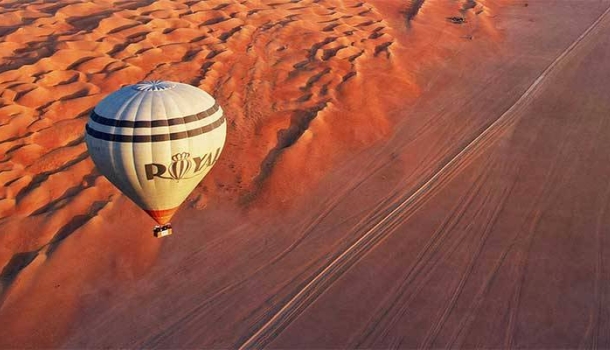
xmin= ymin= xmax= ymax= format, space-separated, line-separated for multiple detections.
xmin=2 ymin=0 xmax=610 ymax=348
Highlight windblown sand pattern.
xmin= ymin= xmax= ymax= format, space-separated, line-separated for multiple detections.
xmin=0 ymin=0 xmax=504 ymax=346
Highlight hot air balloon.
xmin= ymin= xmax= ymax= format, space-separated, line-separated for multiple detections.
xmin=85 ymin=80 xmax=226 ymax=237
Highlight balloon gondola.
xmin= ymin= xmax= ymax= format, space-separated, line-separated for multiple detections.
xmin=153 ymin=224 xmax=173 ymax=238
xmin=85 ymin=80 xmax=226 ymax=237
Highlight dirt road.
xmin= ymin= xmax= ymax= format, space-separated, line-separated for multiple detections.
xmin=239 ymin=4 xmax=610 ymax=348
xmin=264 ymin=2 xmax=610 ymax=349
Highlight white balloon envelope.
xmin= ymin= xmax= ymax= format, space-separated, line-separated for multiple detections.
xmin=85 ymin=80 xmax=226 ymax=237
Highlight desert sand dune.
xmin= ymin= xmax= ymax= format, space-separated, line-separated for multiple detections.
xmin=0 ymin=0 xmax=420 ymax=246
xmin=0 ymin=1 xmax=495 ymax=346
xmin=3 ymin=0 xmax=609 ymax=348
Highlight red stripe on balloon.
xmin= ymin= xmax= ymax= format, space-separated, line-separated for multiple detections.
xmin=145 ymin=208 xmax=179 ymax=224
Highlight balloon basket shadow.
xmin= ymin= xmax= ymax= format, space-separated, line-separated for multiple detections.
xmin=153 ymin=223 xmax=173 ymax=238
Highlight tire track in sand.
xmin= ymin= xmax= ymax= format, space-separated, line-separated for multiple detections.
xmin=237 ymin=4 xmax=610 ymax=349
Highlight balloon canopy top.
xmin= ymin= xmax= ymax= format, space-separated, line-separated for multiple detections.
xmin=132 ymin=80 xmax=176 ymax=91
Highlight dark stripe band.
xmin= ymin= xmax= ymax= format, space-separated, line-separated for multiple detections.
xmin=91 ymin=103 xmax=221 ymax=128
xmin=86 ymin=116 xmax=225 ymax=142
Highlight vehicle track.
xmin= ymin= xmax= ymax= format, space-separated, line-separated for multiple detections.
xmin=237 ymin=4 xmax=610 ymax=349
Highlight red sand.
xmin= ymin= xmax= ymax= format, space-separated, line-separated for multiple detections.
xmin=2 ymin=0 xmax=610 ymax=348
